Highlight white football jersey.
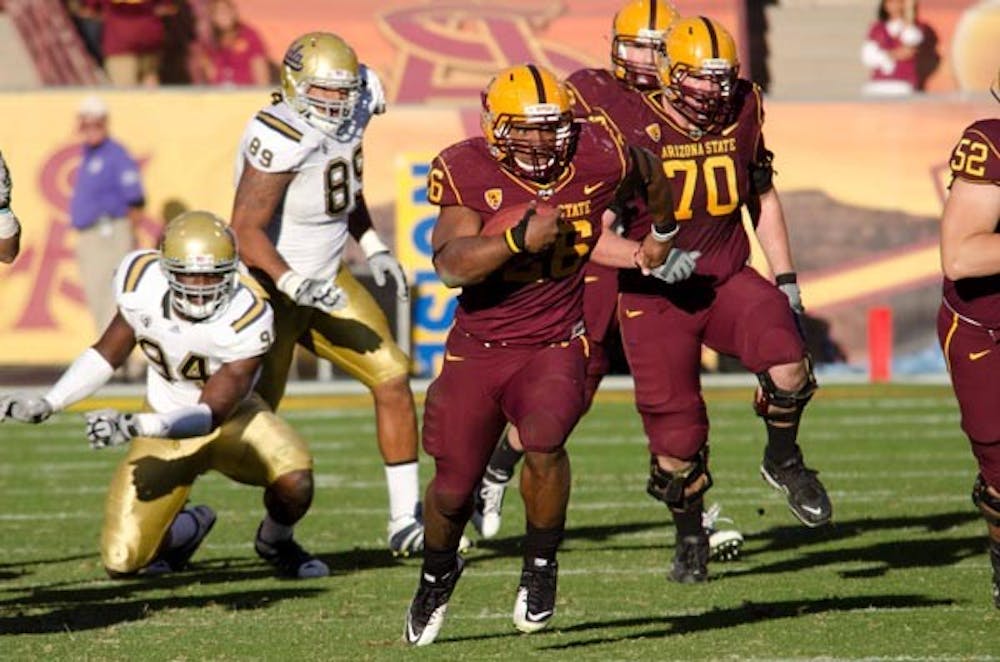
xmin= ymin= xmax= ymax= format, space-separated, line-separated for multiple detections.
xmin=113 ymin=250 xmax=274 ymax=414
xmin=234 ymin=64 xmax=386 ymax=281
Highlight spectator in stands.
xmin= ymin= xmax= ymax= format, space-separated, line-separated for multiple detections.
xmin=0 ymin=150 xmax=21 ymax=264
xmin=70 ymin=95 xmax=144 ymax=332
xmin=85 ymin=0 xmax=177 ymax=86
xmin=190 ymin=0 xmax=269 ymax=86
xmin=65 ymin=0 xmax=104 ymax=66
xmin=861 ymin=0 xmax=933 ymax=96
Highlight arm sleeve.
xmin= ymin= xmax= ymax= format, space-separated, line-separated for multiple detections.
xmin=43 ymin=348 xmax=115 ymax=411
xmin=132 ymin=403 xmax=214 ymax=439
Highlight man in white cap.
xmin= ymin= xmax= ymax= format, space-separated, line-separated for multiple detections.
xmin=70 ymin=95 xmax=145 ymax=337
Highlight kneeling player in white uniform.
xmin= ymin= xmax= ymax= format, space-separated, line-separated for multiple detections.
xmin=231 ymin=32 xmax=425 ymax=556
xmin=0 ymin=211 xmax=327 ymax=579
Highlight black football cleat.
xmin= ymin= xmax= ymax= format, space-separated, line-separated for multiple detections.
xmin=669 ymin=534 xmax=709 ymax=584
xmin=761 ymin=449 xmax=832 ymax=527
xmin=513 ymin=558 xmax=558 ymax=633
xmin=254 ymin=524 xmax=329 ymax=579
xmin=405 ymin=555 xmax=465 ymax=646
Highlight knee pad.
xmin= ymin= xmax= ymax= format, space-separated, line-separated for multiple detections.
xmin=754 ymin=356 xmax=817 ymax=422
xmin=972 ymin=474 xmax=1000 ymax=526
xmin=646 ymin=448 xmax=712 ymax=511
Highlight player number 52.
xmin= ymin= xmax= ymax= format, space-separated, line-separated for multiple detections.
xmin=951 ymin=138 xmax=988 ymax=178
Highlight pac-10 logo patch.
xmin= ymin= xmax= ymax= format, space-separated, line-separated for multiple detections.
xmin=484 ymin=188 xmax=503 ymax=210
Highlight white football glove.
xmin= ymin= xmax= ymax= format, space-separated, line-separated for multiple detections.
xmin=367 ymin=252 xmax=409 ymax=302
xmin=778 ymin=281 xmax=805 ymax=315
xmin=0 ymin=394 xmax=53 ymax=424
xmin=85 ymin=408 xmax=136 ymax=449
xmin=648 ymin=249 xmax=701 ymax=285
xmin=277 ymin=271 xmax=347 ymax=313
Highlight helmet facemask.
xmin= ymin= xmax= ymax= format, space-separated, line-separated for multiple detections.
xmin=162 ymin=257 xmax=238 ymax=321
xmin=664 ymin=59 xmax=738 ymax=133
xmin=486 ymin=104 xmax=578 ymax=184
xmin=286 ymin=75 xmax=360 ymax=134
xmin=612 ymin=32 xmax=666 ymax=90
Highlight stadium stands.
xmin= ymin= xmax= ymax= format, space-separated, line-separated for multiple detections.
xmin=5 ymin=0 xmax=103 ymax=86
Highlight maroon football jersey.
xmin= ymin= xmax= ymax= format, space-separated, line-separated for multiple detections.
xmin=428 ymin=120 xmax=631 ymax=344
xmin=942 ymin=119 xmax=1000 ymax=327
xmin=567 ymin=68 xmax=635 ymax=119
xmin=572 ymin=77 xmax=768 ymax=290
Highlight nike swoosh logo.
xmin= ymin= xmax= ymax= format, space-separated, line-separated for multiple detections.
xmin=800 ymin=505 xmax=824 ymax=516
xmin=583 ymin=182 xmax=603 ymax=195
xmin=527 ymin=610 xmax=554 ymax=621
xmin=445 ymin=352 xmax=464 ymax=362
xmin=624 ymin=309 xmax=644 ymax=318
xmin=969 ymin=349 xmax=992 ymax=361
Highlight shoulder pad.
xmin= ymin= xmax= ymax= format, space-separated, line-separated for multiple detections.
xmin=114 ymin=249 xmax=160 ymax=297
xmin=215 ymin=286 xmax=274 ymax=362
xmin=242 ymin=106 xmax=317 ymax=172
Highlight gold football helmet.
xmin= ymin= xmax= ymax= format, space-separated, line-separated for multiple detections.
xmin=611 ymin=0 xmax=678 ymax=89
xmin=480 ymin=64 xmax=578 ymax=183
xmin=661 ymin=16 xmax=740 ymax=132
xmin=159 ymin=211 xmax=239 ymax=321
xmin=280 ymin=32 xmax=360 ymax=134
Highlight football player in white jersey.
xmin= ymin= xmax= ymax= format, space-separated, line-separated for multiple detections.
xmin=0 ymin=149 xmax=22 ymax=263
xmin=0 ymin=212 xmax=327 ymax=579
xmin=231 ymin=32 xmax=425 ymax=556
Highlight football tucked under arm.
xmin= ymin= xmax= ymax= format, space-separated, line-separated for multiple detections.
xmin=480 ymin=201 xmax=562 ymax=254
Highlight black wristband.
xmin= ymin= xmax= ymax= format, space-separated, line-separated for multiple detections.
xmin=775 ymin=272 xmax=797 ymax=286
xmin=504 ymin=208 xmax=535 ymax=254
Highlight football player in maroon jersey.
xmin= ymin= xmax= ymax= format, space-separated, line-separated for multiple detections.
xmin=937 ymin=73 xmax=1000 ymax=607
xmin=612 ymin=16 xmax=833 ymax=584
xmin=531 ymin=15 xmax=826 ymax=586
xmin=403 ymin=63 xmax=680 ymax=646
xmin=469 ymin=0 xmax=746 ymax=568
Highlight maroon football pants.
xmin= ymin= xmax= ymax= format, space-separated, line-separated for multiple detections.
xmin=938 ymin=303 xmax=1000 ymax=488
xmin=619 ymin=266 xmax=806 ymax=459
xmin=422 ymin=328 xmax=588 ymax=499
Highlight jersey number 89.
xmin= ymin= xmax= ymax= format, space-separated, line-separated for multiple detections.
xmin=325 ymin=145 xmax=364 ymax=215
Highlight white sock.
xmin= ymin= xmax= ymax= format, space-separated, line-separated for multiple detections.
xmin=385 ymin=461 xmax=419 ymax=522
xmin=258 ymin=515 xmax=293 ymax=545
xmin=168 ymin=510 xmax=199 ymax=549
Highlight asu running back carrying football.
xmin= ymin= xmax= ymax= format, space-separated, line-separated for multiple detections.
xmin=403 ymin=63 xmax=680 ymax=646
xmin=230 ymin=32 xmax=427 ymax=556
xmin=0 ymin=212 xmax=326 ymax=579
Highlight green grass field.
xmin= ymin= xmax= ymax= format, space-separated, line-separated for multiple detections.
xmin=2 ymin=383 xmax=998 ymax=660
